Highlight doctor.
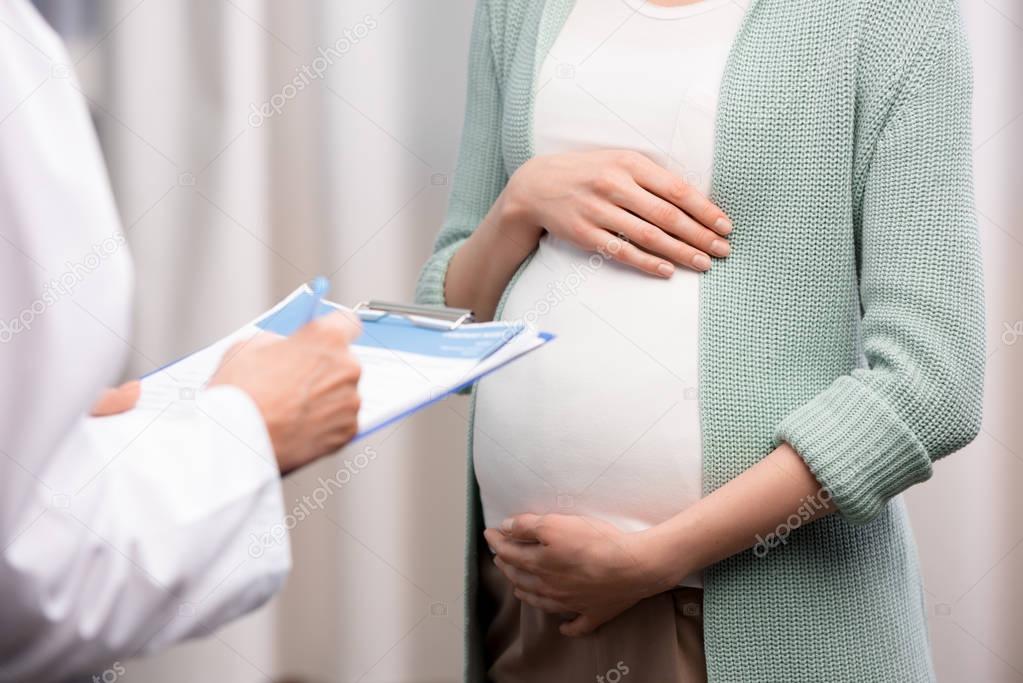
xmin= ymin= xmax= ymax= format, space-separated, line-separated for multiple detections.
xmin=0 ymin=2 xmax=362 ymax=680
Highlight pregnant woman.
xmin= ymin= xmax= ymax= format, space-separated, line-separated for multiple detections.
xmin=417 ymin=0 xmax=984 ymax=681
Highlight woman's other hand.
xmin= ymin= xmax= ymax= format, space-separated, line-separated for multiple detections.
xmin=505 ymin=150 xmax=732 ymax=277
xmin=483 ymin=513 xmax=677 ymax=637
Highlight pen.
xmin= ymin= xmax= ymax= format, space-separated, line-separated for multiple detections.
xmin=307 ymin=275 xmax=330 ymax=324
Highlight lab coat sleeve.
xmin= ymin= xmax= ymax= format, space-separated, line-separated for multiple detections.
xmin=0 ymin=3 xmax=293 ymax=680
xmin=0 ymin=386 xmax=291 ymax=682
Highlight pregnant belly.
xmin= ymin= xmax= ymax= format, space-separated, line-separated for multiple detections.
xmin=472 ymin=235 xmax=704 ymax=533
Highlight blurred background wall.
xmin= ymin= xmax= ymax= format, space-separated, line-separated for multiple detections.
xmin=31 ymin=0 xmax=1023 ymax=681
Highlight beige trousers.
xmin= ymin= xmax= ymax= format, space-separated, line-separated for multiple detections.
xmin=480 ymin=554 xmax=707 ymax=683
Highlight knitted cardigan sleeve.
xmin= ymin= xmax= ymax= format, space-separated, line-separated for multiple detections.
xmin=775 ymin=5 xmax=985 ymax=525
xmin=415 ymin=0 xmax=505 ymax=308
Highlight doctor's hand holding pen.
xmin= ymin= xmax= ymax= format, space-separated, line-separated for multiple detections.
xmin=91 ymin=310 xmax=363 ymax=475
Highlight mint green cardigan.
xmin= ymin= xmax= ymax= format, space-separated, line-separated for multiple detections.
xmin=416 ymin=0 xmax=985 ymax=680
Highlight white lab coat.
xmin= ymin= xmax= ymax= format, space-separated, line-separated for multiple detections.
xmin=0 ymin=3 xmax=290 ymax=680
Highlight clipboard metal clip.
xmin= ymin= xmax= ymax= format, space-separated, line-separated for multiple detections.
xmin=353 ymin=300 xmax=476 ymax=331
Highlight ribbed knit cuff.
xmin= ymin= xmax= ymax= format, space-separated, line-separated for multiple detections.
xmin=415 ymin=238 xmax=474 ymax=395
xmin=774 ymin=376 xmax=933 ymax=525
xmin=415 ymin=240 xmax=464 ymax=307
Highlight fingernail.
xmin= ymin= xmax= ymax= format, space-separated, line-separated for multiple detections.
xmin=710 ymin=239 xmax=731 ymax=257
xmin=714 ymin=217 xmax=733 ymax=235
xmin=501 ymin=518 xmax=514 ymax=533
xmin=693 ymin=254 xmax=712 ymax=271
xmin=656 ymin=263 xmax=675 ymax=278
xmin=488 ymin=546 xmax=497 ymax=554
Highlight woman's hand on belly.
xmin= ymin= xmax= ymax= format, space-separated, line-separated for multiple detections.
xmin=443 ymin=149 xmax=730 ymax=321
xmin=507 ymin=149 xmax=732 ymax=277
xmin=483 ymin=513 xmax=675 ymax=637
xmin=485 ymin=444 xmax=837 ymax=637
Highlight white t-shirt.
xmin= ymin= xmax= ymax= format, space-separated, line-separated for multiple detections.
xmin=473 ymin=0 xmax=745 ymax=586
